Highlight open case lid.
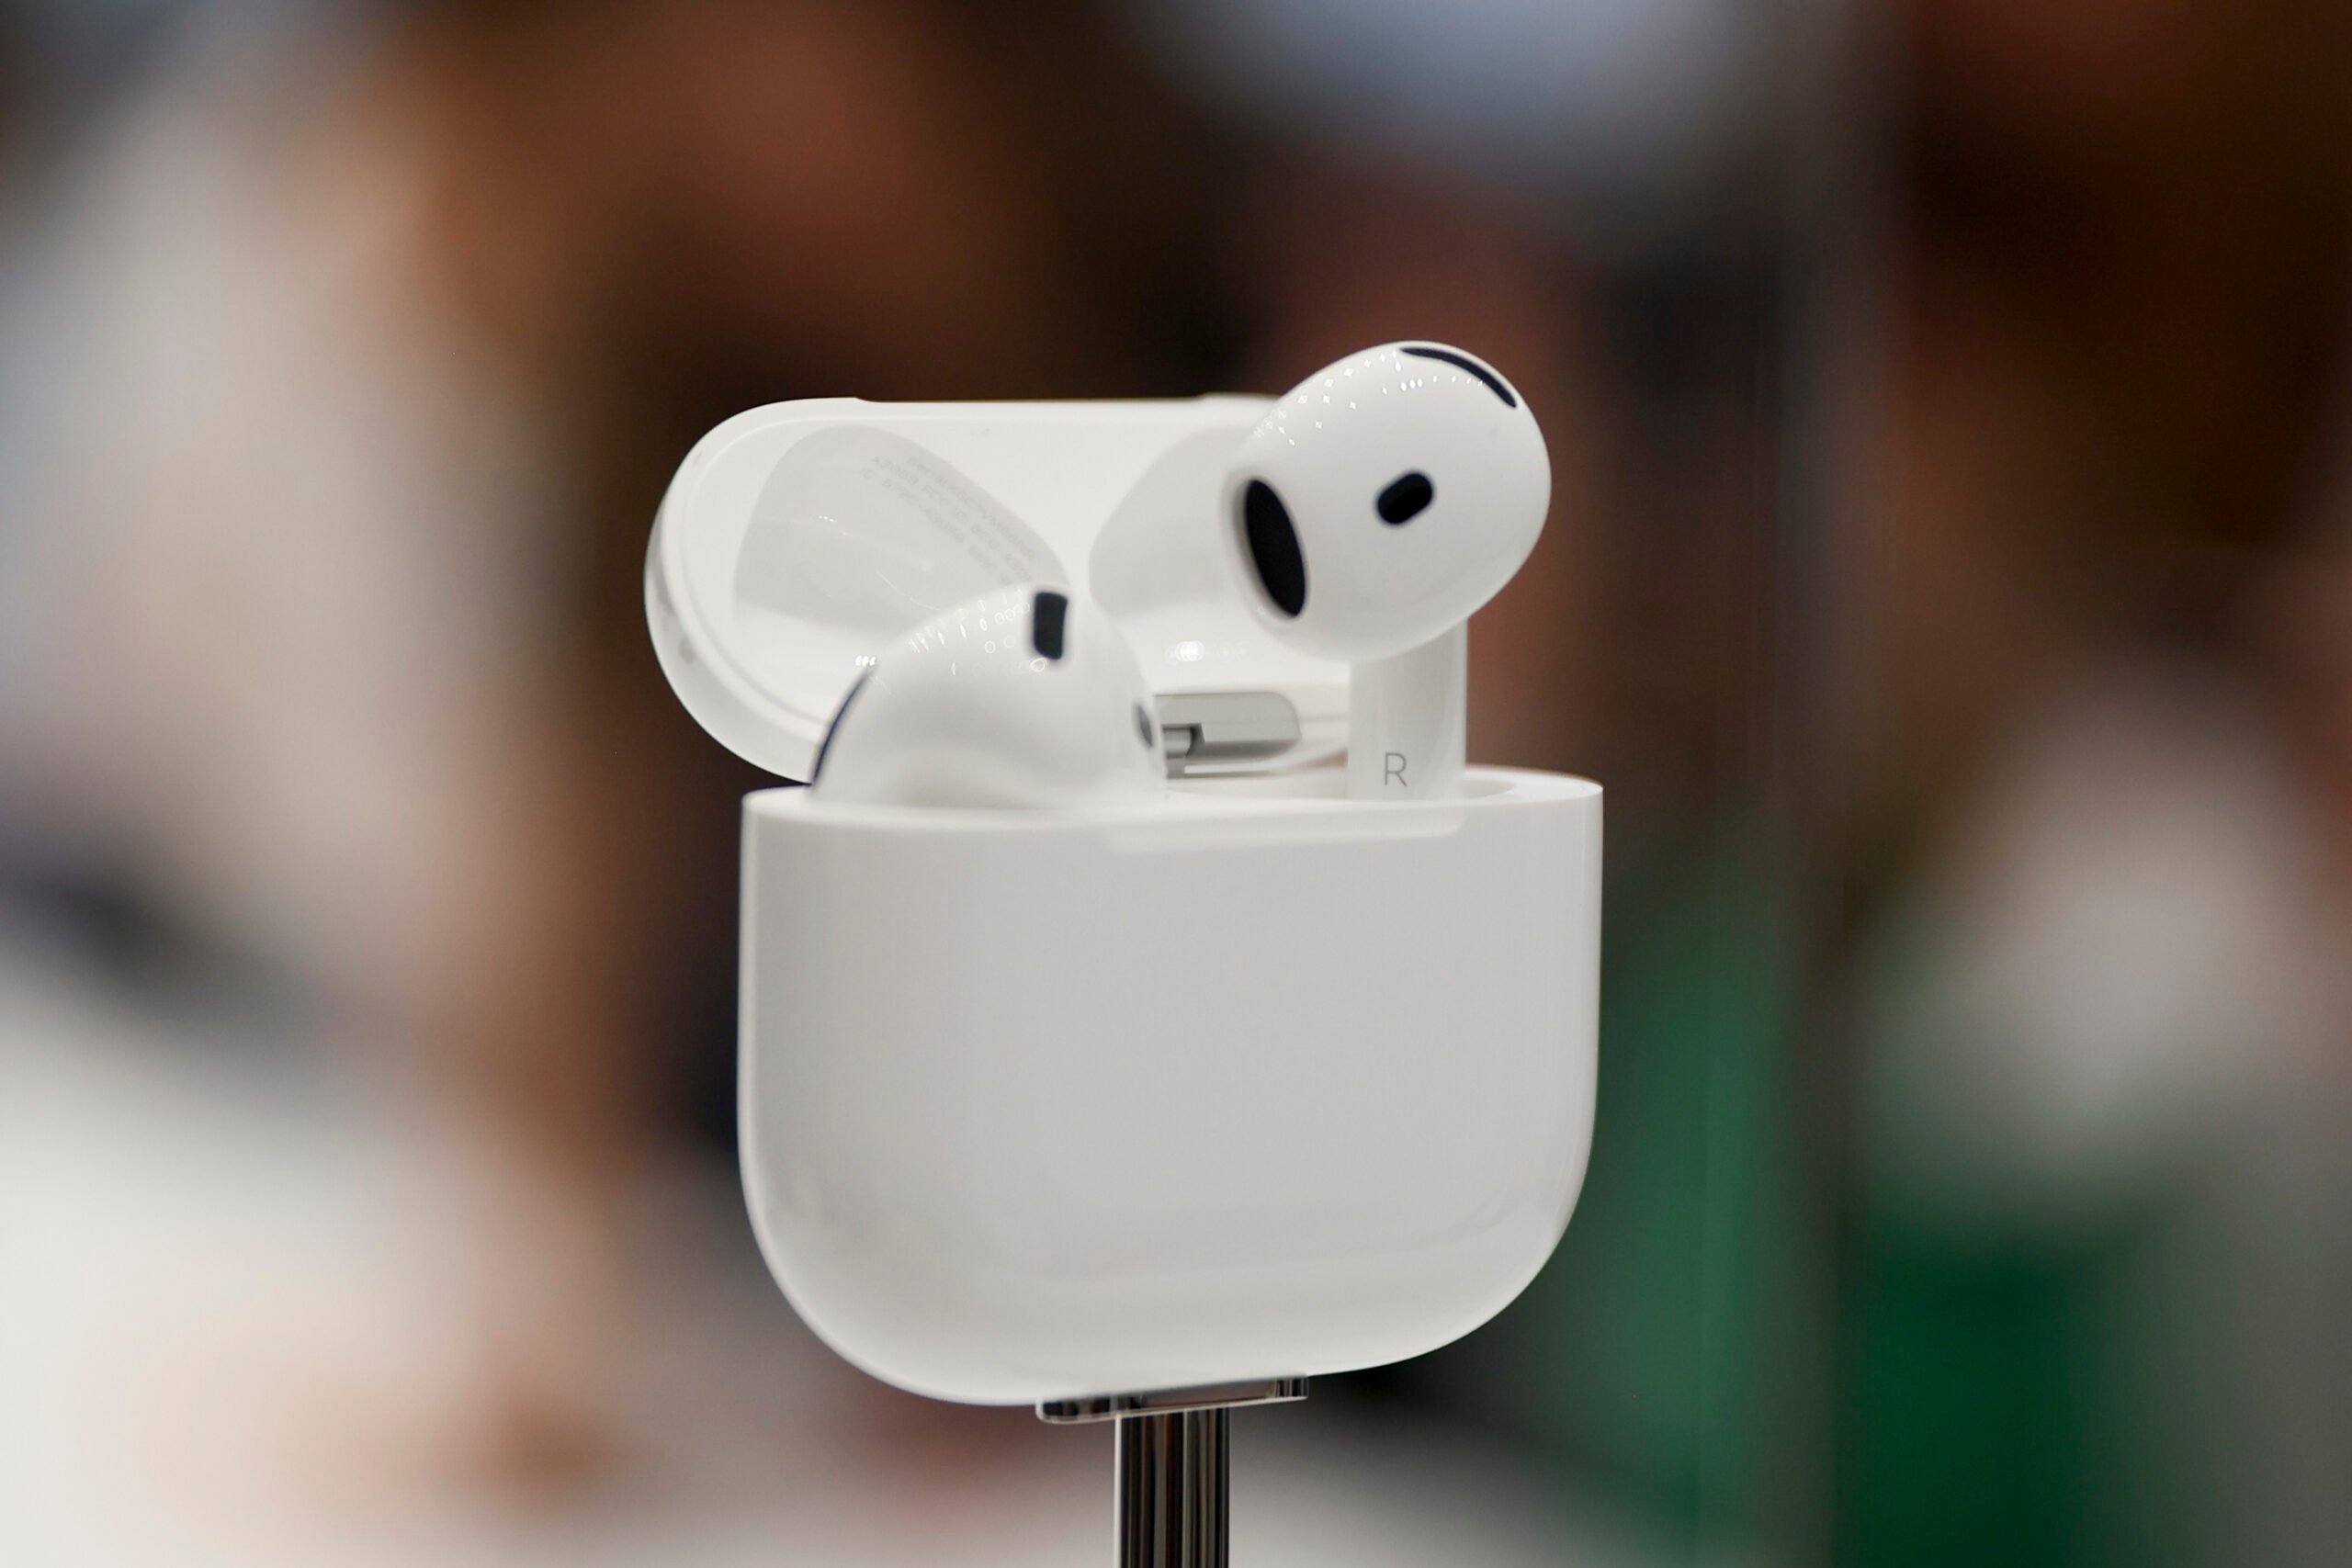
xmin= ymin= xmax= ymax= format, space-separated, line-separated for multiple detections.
xmin=645 ymin=397 xmax=1347 ymax=782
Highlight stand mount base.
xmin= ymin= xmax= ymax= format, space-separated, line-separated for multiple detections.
xmin=1036 ymin=1380 xmax=1308 ymax=1568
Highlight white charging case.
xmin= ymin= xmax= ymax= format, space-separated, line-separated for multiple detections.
xmin=648 ymin=398 xmax=1600 ymax=1405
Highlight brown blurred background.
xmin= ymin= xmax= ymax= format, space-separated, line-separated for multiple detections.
xmin=1 ymin=0 xmax=2347 ymax=1563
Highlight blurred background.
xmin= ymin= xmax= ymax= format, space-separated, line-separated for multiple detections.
xmin=2 ymin=0 xmax=2348 ymax=1563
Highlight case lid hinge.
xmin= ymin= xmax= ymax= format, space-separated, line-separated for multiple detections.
xmin=1156 ymin=692 xmax=1301 ymax=775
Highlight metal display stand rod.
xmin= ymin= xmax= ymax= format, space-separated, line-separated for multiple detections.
xmin=1039 ymin=1379 xmax=1309 ymax=1568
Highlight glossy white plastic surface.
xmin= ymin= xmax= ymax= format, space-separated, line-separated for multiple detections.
xmin=810 ymin=584 xmax=1165 ymax=807
xmin=646 ymin=399 xmax=1349 ymax=782
xmin=1347 ymin=625 xmax=1467 ymax=799
xmin=1219 ymin=343 xmax=1549 ymax=799
xmin=1218 ymin=343 xmax=1550 ymax=665
xmin=739 ymin=767 xmax=1600 ymax=1405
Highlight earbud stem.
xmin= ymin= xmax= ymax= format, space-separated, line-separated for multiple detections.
xmin=1348 ymin=624 xmax=1466 ymax=799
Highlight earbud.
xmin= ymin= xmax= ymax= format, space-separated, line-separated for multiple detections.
xmin=809 ymin=584 xmax=1168 ymax=808
xmin=1220 ymin=342 xmax=1549 ymax=799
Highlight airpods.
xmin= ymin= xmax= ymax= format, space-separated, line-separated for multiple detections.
xmin=810 ymin=584 xmax=1168 ymax=808
xmin=1221 ymin=343 xmax=1550 ymax=799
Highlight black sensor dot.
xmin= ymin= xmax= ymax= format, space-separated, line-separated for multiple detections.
xmin=1031 ymin=590 xmax=1069 ymax=660
xmin=1376 ymin=471 xmax=1434 ymax=525
xmin=1400 ymin=344 xmax=1517 ymax=408
xmin=1240 ymin=479 xmax=1306 ymax=617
